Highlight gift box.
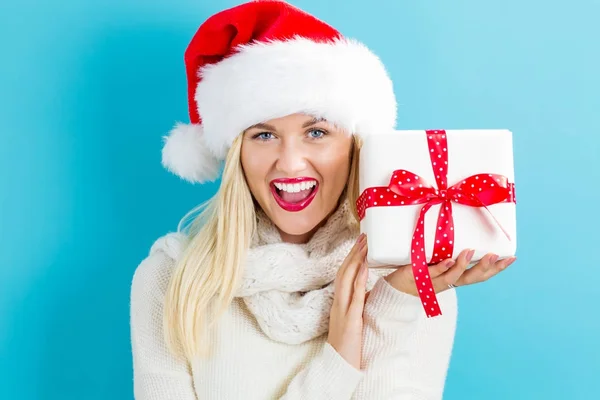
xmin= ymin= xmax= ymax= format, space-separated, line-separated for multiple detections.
xmin=357 ymin=129 xmax=517 ymax=317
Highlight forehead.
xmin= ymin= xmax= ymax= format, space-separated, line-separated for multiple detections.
xmin=247 ymin=114 xmax=334 ymax=131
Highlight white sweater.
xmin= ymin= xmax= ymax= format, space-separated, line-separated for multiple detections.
xmin=130 ymin=234 xmax=458 ymax=400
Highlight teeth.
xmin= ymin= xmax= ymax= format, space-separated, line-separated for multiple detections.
xmin=274 ymin=180 xmax=317 ymax=193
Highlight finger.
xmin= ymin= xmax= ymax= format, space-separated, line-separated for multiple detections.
xmin=349 ymin=260 xmax=369 ymax=317
xmin=333 ymin=235 xmax=362 ymax=308
xmin=483 ymin=256 xmax=517 ymax=279
xmin=455 ymin=253 xmax=498 ymax=286
xmin=428 ymin=258 xmax=456 ymax=279
xmin=372 ymin=257 xmax=454 ymax=279
xmin=496 ymin=256 xmax=517 ymax=272
xmin=433 ymin=249 xmax=474 ymax=291
xmin=364 ymin=290 xmax=371 ymax=304
xmin=335 ymin=234 xmax=364 ymax=282
xmin=343 ymin=238 xmax=368 ymax=291
xmin=336 ymin=236 xmax=368 ymax=309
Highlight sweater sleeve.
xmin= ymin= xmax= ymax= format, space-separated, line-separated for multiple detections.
xmin=354 ymin=277 xmax=458 ymax=400
xmin=130 ymin=235 xmax=198 ymax=400
xmin=279 ymin=341 xmax=365 ymax=399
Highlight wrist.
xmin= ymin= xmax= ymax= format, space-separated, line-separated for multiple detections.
xmin=384 ymin=272 xmax=418 ymax=298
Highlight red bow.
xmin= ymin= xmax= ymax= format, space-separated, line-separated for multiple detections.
xmin=356 ymin=130 xmax=515 ymax=317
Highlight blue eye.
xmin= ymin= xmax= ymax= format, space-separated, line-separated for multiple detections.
xmin=308 ymin=129 xmax=326 ymax=139
xmin=253 ymin=132 xmax=275 ymax=141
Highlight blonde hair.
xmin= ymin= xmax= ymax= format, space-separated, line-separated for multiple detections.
xmin=163 ymin=133 xmax=363 ymax=362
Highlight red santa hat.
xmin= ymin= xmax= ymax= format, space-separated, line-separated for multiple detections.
xmin=162 ymin=0 xmax=397 ymax=183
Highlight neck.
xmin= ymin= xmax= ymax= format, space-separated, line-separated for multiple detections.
xmin=277 ymin=225 xmax=320 ymax=244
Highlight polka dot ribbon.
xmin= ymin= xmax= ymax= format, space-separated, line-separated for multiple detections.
xmin=356 ymin=130 xmax=516 ymax=317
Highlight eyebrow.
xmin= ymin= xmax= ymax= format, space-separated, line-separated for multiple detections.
xmin=302 ymin=117 xmax=326 ymax=128
xmin=247 ymin=122 xmax=277 ymax=131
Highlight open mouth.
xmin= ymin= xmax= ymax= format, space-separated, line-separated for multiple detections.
xmin=270 ymin=179 xmax=319 ymax=212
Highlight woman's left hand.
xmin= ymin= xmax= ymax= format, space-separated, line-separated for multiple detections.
xmin=383 ymin=249 xmax=517 ymax=296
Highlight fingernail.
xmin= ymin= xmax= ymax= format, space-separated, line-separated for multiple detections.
xmin=356 ymin=233 xmax=364 ymax=244
xmin=489 ymin=254 xmax=499 ymax=264
xmin=444 ymin=259 xmax=456 ymax=268
xmin=466 ymin=249 xmax=475 ymax=262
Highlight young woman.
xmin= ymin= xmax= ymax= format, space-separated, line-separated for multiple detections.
xmin=130 ymin=1 xmax=515 ymax=399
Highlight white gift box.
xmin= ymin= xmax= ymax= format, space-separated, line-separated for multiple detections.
xmin=358 ymin=129 xmax=517 ymax=267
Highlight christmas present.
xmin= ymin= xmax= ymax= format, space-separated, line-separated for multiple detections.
xmin=356 ymin=129 xmax=517 ymax=317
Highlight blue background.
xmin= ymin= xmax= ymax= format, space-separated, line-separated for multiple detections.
xmin=1 ymin=0 xmax=598 ymax=399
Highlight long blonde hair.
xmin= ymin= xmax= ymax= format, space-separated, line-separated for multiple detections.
xmin=163 ymin=133 xmax=363 ymax=362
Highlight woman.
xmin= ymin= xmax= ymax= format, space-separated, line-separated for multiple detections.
xmin=130 ymin=1 xmax=515 ymax=399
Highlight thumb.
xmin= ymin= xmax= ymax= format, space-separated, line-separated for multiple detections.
xmin=364 ymin=290 xmax=371 ymax=304
xmin=428 ymin=259 xmax=456 ymax=278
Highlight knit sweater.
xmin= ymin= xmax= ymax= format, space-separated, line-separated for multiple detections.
xmin=130 ymin=233 xmax=458 ymax=400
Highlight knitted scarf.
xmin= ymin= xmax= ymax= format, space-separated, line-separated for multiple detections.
xmin=235 ymin=200 xmax=383 ymax=345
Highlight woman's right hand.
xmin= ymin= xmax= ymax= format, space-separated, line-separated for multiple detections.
xmin=327 ymin=233 xmax=369 ymax=370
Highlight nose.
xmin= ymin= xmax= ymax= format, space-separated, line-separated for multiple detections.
xmin=275 ymin=139 xmax=308 ymax=175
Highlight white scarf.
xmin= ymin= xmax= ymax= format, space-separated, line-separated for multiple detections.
xmin=235 ymin=200 xmax=383 ymax=345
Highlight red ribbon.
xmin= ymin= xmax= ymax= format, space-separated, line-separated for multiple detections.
xmin=356 ymin=130 xmax=516 ymax=317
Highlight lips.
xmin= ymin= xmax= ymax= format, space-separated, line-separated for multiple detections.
xmin=270 ymin=177 xmax=319 ymax=212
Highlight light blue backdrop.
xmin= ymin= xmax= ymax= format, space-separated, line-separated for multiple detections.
xmin=1 ymin=0 xmax=598 ymax=399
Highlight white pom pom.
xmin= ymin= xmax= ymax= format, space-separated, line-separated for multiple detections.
xmin=161 ymin=123 xmax=222 ymax=183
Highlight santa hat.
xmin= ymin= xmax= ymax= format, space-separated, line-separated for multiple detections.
xmin=162 ymin=0 xmax=397 ymax=183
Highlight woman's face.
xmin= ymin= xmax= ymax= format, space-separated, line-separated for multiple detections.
xmin=241 ymin=113 xmax=354 ymax=243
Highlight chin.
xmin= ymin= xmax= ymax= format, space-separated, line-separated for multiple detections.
xmin=271 ymin=209 xmax=322 ymax=236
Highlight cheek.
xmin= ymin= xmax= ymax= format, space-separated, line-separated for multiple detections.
xmin=240 ymin=143 xmax=272 ymax=200
xmin=315 ymin=143 xmax=352 ymax=189
xmin=241 ymin=145 xmax=268 ymax=192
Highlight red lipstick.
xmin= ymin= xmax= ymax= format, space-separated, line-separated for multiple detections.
xmin=270 ymin=177 xmax=319 ymax=212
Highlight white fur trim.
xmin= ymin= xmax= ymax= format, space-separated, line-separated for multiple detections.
xmin=196 ymin=36 xmax=397 ymax=160
xmin=161 ymin=123 xmax=222 ymax=183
